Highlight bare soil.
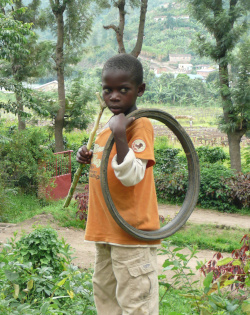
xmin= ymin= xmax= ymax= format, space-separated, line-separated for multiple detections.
xmin=0 ymin=205 xmax=249 ymax=282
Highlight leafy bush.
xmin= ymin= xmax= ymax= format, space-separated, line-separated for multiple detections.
xmin=75 ymin=184 xmax=89 ymax=223
xmin=196 ymin=146 xmax=228 ymax=163
xmin=223 ymin=173 xmax=250 ymax=208
xmin=155 ymin=161 xmax=238 ymax=212
xmin=198 ymin=163 xmax=234 ymax=211
xmin=0 ymin=127 xmax=54 ymax=194
xmin=155 ymin=167 xmax=188 ymax=203
xmin=14 ymin=227 xmax=68 ymax=274
xmin=0 ymin=228 xmax=96 ymax=314
xmin=200 ymin=234 xmax=250 ymax=293
xmin=154 ymin=147 xmax=182 ymax=175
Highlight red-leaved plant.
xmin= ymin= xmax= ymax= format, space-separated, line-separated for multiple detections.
xmin=75 ymin=184 xmax=89 ymax=221
xmin=200 ymin=234 xmax=250 ymax=291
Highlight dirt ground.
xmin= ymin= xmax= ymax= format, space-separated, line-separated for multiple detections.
xmin=0 ymin=205 xmax=249 ymax=282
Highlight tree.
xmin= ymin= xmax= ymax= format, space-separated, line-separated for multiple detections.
xmin=44 ymin=0 xmax=108 ymax=152
xmin=103 ymin=0 xmax=148 ymax=57
xmin=0 ymin=0 xmax=52 ymax=130
xmin=187 ymin=0 xmax=250 ymax=172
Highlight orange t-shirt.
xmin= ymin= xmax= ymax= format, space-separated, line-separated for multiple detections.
xmin=85 ymin=117 xmax=160 ymax=245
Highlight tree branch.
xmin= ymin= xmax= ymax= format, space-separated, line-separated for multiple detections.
xmin=130 ymin=0 xmax=148 ymax=57
xmin=103 ymin=24 xmax=119 ymax=32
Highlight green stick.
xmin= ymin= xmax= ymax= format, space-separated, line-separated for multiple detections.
xmin=63 ymin=92 xmax=106 ymax=208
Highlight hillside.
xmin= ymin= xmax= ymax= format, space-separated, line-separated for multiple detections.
xmin=79 ymin=0 xmax=213 ymax=72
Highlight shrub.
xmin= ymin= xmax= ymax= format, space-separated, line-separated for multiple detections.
xmin=154 ymin=147 xmax=182 ymax=175
xmin=198 ymin=163 xmax=234 ymax=211
xmin=155 ymin=167 xmax=188 ymax=203
xmin=200 ymin=234 xmax=250 ymax=292
xmin=75 ymin=184 xmax=89 ymax=223
xmin=14 ymin=227 xmax=69 ymax=275
xmin=223 ymin=172 xmax=250 ymax=209
xmin=155 ymin=161 xmax=236 ymax=212
xmin=0 ymin=127 xmax=54 ymax=194
xmin=196 ymin=146 xmax=228 ymax=163
xmin=0 ymin=229 xmax=96 ymax=313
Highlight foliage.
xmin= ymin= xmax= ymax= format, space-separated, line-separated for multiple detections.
xmin=0 ymin=78 xmax=52 ymax=119
xmin=0 ymin=228 xmax=96 ymax=314
xmin=154 ymin=146 xmax=181 ymax=175
xmin=64 ymin=76 xmax=95 ymax=132
xmin=14 ymin=227 xmax=70 ymax=274
xmin=186 ymin=0 xmax=250 ymax=172
xmin=0 ymin=4 xmax=32 ymax=61
xmin=168 ymin=224 xmax=249 ymax=253
xmin=223 ymin=173 xmax=250 ymax=209
xmin=196 ymin=146 xmax=228 ymax=164
xmin=0 ymin=127 xmax=55 ymax=193
xmin=198 ymin=163 xmax=234 ymax=211
xmin=75 ymin=185 xmax=89 ymax=223
xmin=0 ymin=1 xmax=53 ymax=129
xmin=65 ymin=131 xmax=90 ymax=183
xmin=200 ymin=234 xmax=250 ymax=293
xmin=159 ymin=241 xmax=246 ymax=314
xmin=154 ymin=154 xmax=243 ymax=212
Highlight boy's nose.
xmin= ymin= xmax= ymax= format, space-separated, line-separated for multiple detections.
xmin=110 ymin=91 xmax=120 ymax=100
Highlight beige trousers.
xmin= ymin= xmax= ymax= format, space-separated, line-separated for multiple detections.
xmin=92 ymin=244 xmax=159 ymax=315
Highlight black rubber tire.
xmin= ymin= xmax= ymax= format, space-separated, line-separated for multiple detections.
xmin=100 ymin=109 xmax=200 ymax=240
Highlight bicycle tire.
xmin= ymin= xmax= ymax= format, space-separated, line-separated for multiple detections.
xmin=100 ymin=108 xmax=200 ymax=240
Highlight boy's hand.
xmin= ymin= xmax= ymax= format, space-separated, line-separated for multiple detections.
xmin=76 ymin=146 xmax=93 ymax=164
xmin=109 ymin=113 xmax=135 ymax=134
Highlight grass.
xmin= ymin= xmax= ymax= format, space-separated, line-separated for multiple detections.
xmin=2 ymin=193 xmax=86 ymax=229
xmin=167 ymin=223 xmax=249 ymax=253
xmin=159 ymin=287 xmax=196 ymax=314
xmin=3 ymin=193 xmax=249 ymax=254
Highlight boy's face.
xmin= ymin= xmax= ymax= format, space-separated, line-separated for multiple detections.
xmin=102 ymin=69 xmax=145 ymax=116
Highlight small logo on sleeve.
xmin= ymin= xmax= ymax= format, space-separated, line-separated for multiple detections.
xmin=131 ymin=139 xmax=146 ymax=153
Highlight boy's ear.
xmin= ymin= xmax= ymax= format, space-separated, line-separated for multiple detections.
xmin=137 ymin=83 xmax=146 ymax=97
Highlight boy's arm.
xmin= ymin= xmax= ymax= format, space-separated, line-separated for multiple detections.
xmin=109 ymin=113 xmax=135 ymax=164
xmin=111 ymin=149 xmax=148 ymax=187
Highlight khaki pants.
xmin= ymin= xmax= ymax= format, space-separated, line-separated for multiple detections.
xmin=93 ymin=244 xmax=159 ymax=315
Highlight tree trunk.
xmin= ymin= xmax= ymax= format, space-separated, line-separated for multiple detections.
xmin=54 ymin=11 xmax=66 ymax=152
xmin=131 ymin=0 xmax=148 ymax=58
xmin=227 ymin=131 xmax=244 ymax=172
xmin=16 ymin=92 xmax=26 ymax=131
xmin=219 ymin=63 xmax=244 ymax=172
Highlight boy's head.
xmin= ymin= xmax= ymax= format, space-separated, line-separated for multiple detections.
xmin=102 ymin=54 xmax=145 ymax=115
xmin=102 ymin=53 xmax=143 ymax=86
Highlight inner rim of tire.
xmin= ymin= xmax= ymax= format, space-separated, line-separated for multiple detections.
xmin=100 ymin=109 xmax=200 ymax=241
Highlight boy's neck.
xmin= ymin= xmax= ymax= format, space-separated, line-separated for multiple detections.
xmin=125 ymin=104 xmax=137 ymax=116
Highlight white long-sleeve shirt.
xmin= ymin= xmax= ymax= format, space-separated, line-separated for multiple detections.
xmin=111 ymin=148 xmax=148 ymax=187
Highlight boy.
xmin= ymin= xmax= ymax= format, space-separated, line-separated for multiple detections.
xmin=77 ymin=53 xmax=160 ymax=315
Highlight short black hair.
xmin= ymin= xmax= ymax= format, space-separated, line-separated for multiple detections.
xmin=102 ymin=53 xmax=143 ymax=85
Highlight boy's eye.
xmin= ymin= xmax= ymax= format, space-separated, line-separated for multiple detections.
xmin=103 ymin=88 xmax=111 ymax=93
xmin=120 ymin=88 xmax=128 ymax=93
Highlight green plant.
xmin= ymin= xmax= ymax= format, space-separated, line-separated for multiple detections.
xmin=75 ymin=184 xmax=89 ymax=223
xmin=159 ymin=241 xmax=246 ymax=315
xmin=0 ymin=228 xmax=96 ymax=314
xmin=200 ymin=234 xmax=250 ymax=292
xmin=223 ymin=173 xmax=250 ymax=209
xmin=196 ymin=146 xmax=229 ymax=164
xmin=0 ymin=127 xmax=54 ymax=194
xmin=14 ymin=227 xmax=70 ymax=275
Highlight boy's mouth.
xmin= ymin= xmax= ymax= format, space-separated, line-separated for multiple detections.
xmin=110 ymin=107 xmax=122 ymax=114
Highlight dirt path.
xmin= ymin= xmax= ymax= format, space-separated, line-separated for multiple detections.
xmin=0 ymin=205 xmax=249 ymax=282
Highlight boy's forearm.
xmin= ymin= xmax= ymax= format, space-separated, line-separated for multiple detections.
xmin=113 ymin=128 xmax=129 ymax=165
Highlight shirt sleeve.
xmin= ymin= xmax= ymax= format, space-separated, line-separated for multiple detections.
xmin=111 ymin=148 xmax=148 ymax=187
xmin=127 ymin=118 xmax=155 ymax=168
